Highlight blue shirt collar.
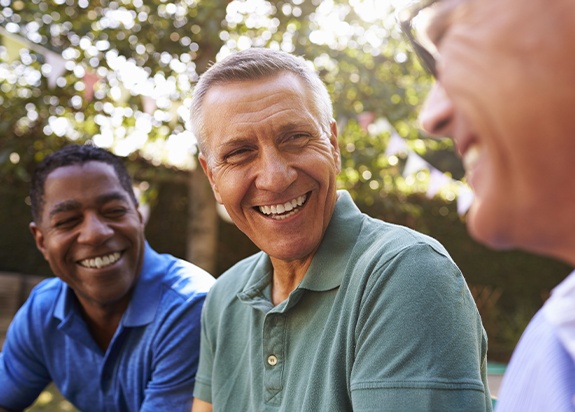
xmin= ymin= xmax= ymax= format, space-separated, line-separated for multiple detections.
xmin=54 ymin=241 xmax=162 ymax=328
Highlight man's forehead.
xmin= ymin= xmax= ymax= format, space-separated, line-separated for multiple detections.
xmin=43 ymin=163 xmax=123 ymax=198
xmin=46 ymin=190 xmax=131 ymax=217
xmin=205 ymin=73 xmax=306 ymax=102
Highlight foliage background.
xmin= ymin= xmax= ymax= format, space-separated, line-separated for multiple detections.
xmin=0 ymin=1 xmax=572 ymax=409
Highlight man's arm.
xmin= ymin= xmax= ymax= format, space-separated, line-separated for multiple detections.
xmin=350 ymin=243 xmax=492 ymax=411
xmin=191 ymin=398 xmax=212 ymax=412
xmin=0 ymin=301 xmax=51 ymax=411
xmin=139 ymin=292 xmax=209 ymax=412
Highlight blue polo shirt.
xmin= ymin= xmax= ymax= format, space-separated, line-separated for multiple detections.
xmin=0 ymin=242 xmax=214 ymax=412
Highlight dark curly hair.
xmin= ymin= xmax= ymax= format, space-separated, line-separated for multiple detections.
xmin=30 ymin=144 xmax=138 ymax=223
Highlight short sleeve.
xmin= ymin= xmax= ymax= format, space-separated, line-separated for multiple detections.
xmin=350 ymin=243 xmax=491 ymax=411
xmin=0 ymin=298 xmax=51 ymax=410
xmin=192 ymin=291 xmax=215 ymax=403
xmin=139 ymin=292 xmax=208 ymax=412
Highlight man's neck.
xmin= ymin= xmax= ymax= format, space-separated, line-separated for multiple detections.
xmin=270 ymin=256 xmax=314 ymax=305
xmin=77 ymin=295 xmax=130 ymax=351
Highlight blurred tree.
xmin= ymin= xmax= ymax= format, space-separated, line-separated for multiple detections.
xmin=0 ymin=0 xmax=457 ymax=273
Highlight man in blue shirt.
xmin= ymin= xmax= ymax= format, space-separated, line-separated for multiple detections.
xmin=0 ymin=144 xmax=215 ymax=411
xmin=404 ymin=0 xmax=575 ymax=409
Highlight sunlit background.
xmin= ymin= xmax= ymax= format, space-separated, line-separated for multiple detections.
xmin=0 ymin=0 xmax=422 ymax=169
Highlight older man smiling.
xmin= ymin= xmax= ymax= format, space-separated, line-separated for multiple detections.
xmin=190 ymin=48 xmax=492 ymax=412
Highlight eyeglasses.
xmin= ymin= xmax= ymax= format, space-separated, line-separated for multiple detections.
xmin=398 ymin=0 xmax=440 ymax=78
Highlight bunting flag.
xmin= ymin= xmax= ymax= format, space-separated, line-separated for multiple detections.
xmin=0 ymin=28 xmax=27 ymax=63
xmin=111 ymin=83 xmax=131 ymax=104
xmin=356 ymin=111 xmax=474 ymax=216
xmin=44 ymin=50 xmax=67 ymax=89
xmin=384 ymin=132 xmax=409 ymax=157
xmin=357 ymin=111 xmax=376 ymax=131
xmin=402 ymin=152 xmax=428 ymax=177
xmin=169 ymin=101 xmax=181 ymax=127
xmin=426 ymin=168 xmax=452 ymax=199
xmin=141 ymin=95 xmax=157 ymax=115
xmin=457 ymin=184 xmax=475 ymax=216
xmin=83 ymin=71 xmax=100 ymax=102
xmin=1 ymin=26 xmax=66 ymax=89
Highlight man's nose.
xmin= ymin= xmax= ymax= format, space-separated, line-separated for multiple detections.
xmin=254 ymin=148 xmax=297 ymax=193
xmin=419 ymin=83 xmax=454 ymax=138
xmin=78 ymin=213 xmax=114 ymax=244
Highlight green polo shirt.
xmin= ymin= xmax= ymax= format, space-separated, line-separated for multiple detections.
xmin=194 ymin=191 xmax=491 ymax=411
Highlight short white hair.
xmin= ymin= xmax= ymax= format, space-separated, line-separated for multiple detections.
xmin=190 ymin=48 xmax=334 ymax=159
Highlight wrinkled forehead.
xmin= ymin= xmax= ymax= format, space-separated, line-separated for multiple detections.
xmin=202 ymin=73 xmax=316 ymax=130
xmin=412 ymin=0 xmax=558 ymax=55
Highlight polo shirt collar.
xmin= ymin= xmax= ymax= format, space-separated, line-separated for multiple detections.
xmin=121 ymin=241 xmax=162 ymax=327
xmin=238 ymin=190 xmax=362 ymax=306
xmin=298 ymin=190 xmax=362 ymax=292
xmin=53 ymin=241 xmax=162 ymax=328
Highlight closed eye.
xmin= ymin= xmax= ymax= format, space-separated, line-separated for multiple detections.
xmin=223 ymin=147 xmax=256 ymax=165
xmin=53 ymin=216 xmax=80 ymax=229
xmin=104 ymin=208 xmax=128 ymax=218
xmin=283 ymin=133 xmax=311 ymax=148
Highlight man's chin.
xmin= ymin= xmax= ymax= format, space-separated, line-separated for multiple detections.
xmin=467 ymin=202 xmax=516 ymax=251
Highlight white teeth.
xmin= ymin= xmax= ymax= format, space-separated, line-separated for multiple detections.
xmin=259 ymin=194 xmax=307 ymax=218
xmin=463 ymin=144 xmax=481 ymax=172
xmin=79 ymin=252 xmax=121 ymax=269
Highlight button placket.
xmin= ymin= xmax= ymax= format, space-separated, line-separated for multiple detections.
xmin=262 ymin=313 xmax=286 ymax=404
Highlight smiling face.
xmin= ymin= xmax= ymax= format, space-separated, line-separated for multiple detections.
xmin=30 ymin=161 xmax=145 ymax=312
xmin=418 ymin=0 xmax=575 ymax=262
xmin=199 ymin=72 xmax=341 ymax=264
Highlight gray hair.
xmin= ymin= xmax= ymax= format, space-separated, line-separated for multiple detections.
xmin=190 ymin=48 xmax=334 ymax=157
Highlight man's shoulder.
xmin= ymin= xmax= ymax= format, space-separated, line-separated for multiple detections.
xmin=25 ymin=277 xmax=63 ymax=305
xmin=207 ymin=252 xmax=267 ymax=297
xmin=154 ymin=252 xmax=216 ymax=300
xmin=7 ymin=277 xmax=63 ymax=334
xmin=357 ymin=214 xmax=451 ymax=261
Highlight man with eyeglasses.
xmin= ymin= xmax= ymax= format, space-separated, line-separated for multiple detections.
xmin=401 ymin=0 xmax=575 ymax=410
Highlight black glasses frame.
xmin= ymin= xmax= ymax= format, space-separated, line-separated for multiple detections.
xmin=398 ymin=0 xmax=439 ymax=78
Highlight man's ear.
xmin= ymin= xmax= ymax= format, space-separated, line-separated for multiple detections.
xmin=329 ymin=120 xmax=341 ymax=173
xmin=29 ymin=222 xmax=49 ymax=261
xmin=199 ymin=153 xmax=223 ymax=204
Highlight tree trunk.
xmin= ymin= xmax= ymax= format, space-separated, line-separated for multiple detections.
xmin=186 ymin=166 xmax=218 ymax=275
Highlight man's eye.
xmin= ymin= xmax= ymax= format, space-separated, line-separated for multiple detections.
xmin=285 ymin=133 xmax=311 ymax=147
xmin=105 ymin=208 xmax=128 ymax=218
xmin=224 ymin=148 xmax=254 ymax=163
xmin=54 ymin=217 xmax=79 ymax=228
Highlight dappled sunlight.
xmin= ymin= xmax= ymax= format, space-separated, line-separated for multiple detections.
xmin=0 ymin=0 xmax=420 ymax=172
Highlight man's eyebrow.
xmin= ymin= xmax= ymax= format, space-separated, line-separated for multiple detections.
xmin=424 ymin=0 xmax=459 ymax=45
xmin=49 ymin=200 xmax=81 ymax=218
xmin=48 ymin=191 xmax=131 ymax=218
xmin=217 ymin=137 xmax=253 ymax=151
xmin=214 ymin=121 xmax=316 ymax=150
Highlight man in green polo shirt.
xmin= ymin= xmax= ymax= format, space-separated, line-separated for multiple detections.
xmin=189 ymin=48 xmax=491 ymax=412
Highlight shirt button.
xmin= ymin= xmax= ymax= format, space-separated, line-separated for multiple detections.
xmin=267 ymin=355 xmax=278 ymax=366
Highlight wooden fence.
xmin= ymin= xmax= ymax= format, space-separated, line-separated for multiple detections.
xmin=0 ymin=272 xmax=46 ymax=347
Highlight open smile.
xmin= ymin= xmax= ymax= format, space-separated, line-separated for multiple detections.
xmin=257 ymin=193 xmax=309 ymax=221
xmin=77 ymin=251 xmax=122 ymax=269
